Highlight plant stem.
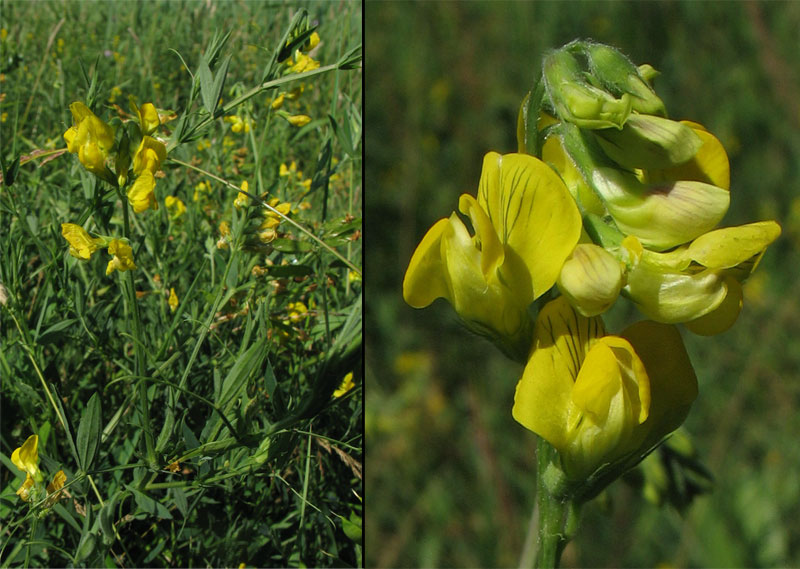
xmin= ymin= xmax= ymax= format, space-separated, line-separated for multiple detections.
xmin=527 ymin=437 xmax=581 ymax=569
xmin=121 ymin=195 xmax=156 ymax=469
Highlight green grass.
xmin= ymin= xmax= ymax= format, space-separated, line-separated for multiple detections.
xmin=1 ymin=1 xmax=362 ymax=567
xmin=366 ymin=2 xmax=800 ymax=567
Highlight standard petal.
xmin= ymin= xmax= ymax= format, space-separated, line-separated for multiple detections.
xmin=477 ymin=152 xmax=582 ymax=299
xmin=513 ymin=297 xmax=604 ymax=450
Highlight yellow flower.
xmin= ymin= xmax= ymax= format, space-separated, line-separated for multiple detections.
xmin=217 ymin=221 xmax=231 ymax=249
xmin=333 ymin=372 xmax=355 ymax=398
xmin=193 ymin=180 xmax=211 ymax=201
xmin=132 ymin=100 xmax=160 ymax=136
xmin=127 ymin=169 xmax=158 ymax=213
xmin=403 ymin=152 xmax=581 ymax=360
xmin=279 ymin=161 xmax=297 ymax=177
xmin=44 ymin=470 xmax=67 ymax=508
xmin=63 ymin=101 xmax=115 ymax=178
xmin=512 ymin=297 xmax=697 ymax=482
xmin=234 ymin=181 xmax=250 ymax=209
xmin=225 ymin=115 xmax=251 ymax=133
xmin=288 ymin=51 xmax=320 ymax=74
xmin=132 ymin=135 xmax=167 ymax=176
xmin=11 ymin=435 xmax=42 ymax=481
xmin=168 ymin=287 xmax=179 ymax=312
xmin=165 ymin=195 xmax=186 ymax=218
xmin=271 ymin=93 xmax=285 ymax=110
xmin=307 ymin=31 xmax=320 ymax=50
xmin=286 ymin=114 xmax=312 ymax=127
xmin=106 ymin=239 xmax=137 ymax=275
xmin=61 ymin=223 xmax=103 ymax=260
xmin=12 ymin=435 xmax=44 ymax=501
xmin=622 ymin=221 xmax=781 ymax=334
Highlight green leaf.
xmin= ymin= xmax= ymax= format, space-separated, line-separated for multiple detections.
xmin=210 ymin=54 xmax=232 ymax=118
xmin=197 ymin=58 xmax=216 ymax=115
xmin=128 ymin=486 xmax=173 ymax=519
xmin=342 ymin=511 xmax=362 ymax=542
xmin=0 ymin=153 xmax=21 ymax=187
xmin=76 ymin=392 xmax=102 ymax=472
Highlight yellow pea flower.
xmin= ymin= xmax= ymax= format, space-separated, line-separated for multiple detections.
xmin=12 ymin=435 xmax=43 ymax=481
xmin=621 ymin=221 xmax=781 ymax=334
xmin=12 ymin=435 xmax=44 ymax=502
xmin=272 ymin=93 xmax=286 ymax=110
xmin=165 ymin=195 xmax=186 ymax=219
xmin=512 ymin=297 xmax=697 ymax=483
xmin=127 ymin=169 xmax=158 ymax=213
xmin=106 ymin=239 xmax=137 ymax=275
xmin=225 ymin=115 xmax=251 ymax=133
xmin=403 ymin=152 xmax=581 ymax=360
xmin=333 ymin=372 xmax=355 ymax=398
xmin=136 ymin=102 xmax=160 ymax=135
xmin=217 ymin=221 xmax=231 ymax=249
xmin=44 ymin=470 xmax=67 ymax=508
xmin=288 ymin=51 xmax=320 ymax=73
xmin=61 ymin=223 xmax=103 ymax=260
xmin=286 ymin=114 xmax=312 ymax=127
xmin=234 ymin=181 xmax=250 ymax=209
xmin=63 ymin=101 xmax=115 ymax=178
xmin=168 ymin=288 xmax=179 ymax=312
xmin=132 ymin=135 xmax=167 ymax=176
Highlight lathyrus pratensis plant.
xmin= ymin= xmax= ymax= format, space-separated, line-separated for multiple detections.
xmin=3 ymin=10 xmax=361 ymax=566
xmin=403 ymin=39 xmax=779 ymax=567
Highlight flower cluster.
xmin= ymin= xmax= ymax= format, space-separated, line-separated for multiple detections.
xmin=403 ymin=40 xmax=780 ymax=493
xmin=60 ymin=97 xmax=168 ymax=276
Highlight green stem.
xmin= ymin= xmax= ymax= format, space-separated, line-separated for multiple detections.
xmin=121 ymin=196 xmax=156 ymax=469
xmin=530 ymin=437 xmax=581 ymax=569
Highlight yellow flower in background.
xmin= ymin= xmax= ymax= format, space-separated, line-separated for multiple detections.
xmin=61 ymin=223 xmax=103 ymax=260
xmin=193 ymin=180 xmax=211 ymax=201
xmin=307 ymin=31 xmax=320 ymax=50
xmin=106 ymin=239 xmax=137 ymax=275
xmin=286 ymin=301 xmax=308 ymax=321
xmin=286 ymin=114 xmax=312 ymax=127
xmin=279 ymin=161 xmax=298 ymax=177
xmin=44 ymin=470 xmax=67 ymax=508
xmin=165 ymin=195 xmax=186 ymax=219
xmin=63 ymin=101 xmax=115 ymax=177
xmin=168 ymin=287 xmax=179 ymax=312
xmin=512 ymin=297 xmax=697 ymax=482
xmin=234 ymin=181 xmax=250 ymax=209
xmin=225 ymin=114 xmax=251 ymax=133
xmin=217 ymin=221 xmax=231 ymax=249
xmin=333 ymin=372 xmax=355 ymax=398
xmin=288 ymin=50 xmax=320 ymax=74
xmin=271 ymin=93 xmax=285 ymax=110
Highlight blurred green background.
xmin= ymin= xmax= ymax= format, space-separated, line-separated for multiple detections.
xmin=365 ymin=2 xmax=800 ymax=567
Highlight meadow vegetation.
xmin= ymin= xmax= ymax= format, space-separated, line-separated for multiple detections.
xmin=0 ymin=1 xmax=362 ymax=567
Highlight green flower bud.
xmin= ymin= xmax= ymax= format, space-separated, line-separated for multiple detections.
xmin=558 ymin=244 xmax=624 ymax=316
xmin=594 ymin=114 xmax=704 ymax=170
xmin=543 ymin=49 xmax=632 ymax=130
xmin=583 ymin=42 xmax=666 ymax=116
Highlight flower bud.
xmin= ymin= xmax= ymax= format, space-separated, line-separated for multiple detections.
xmin=590 ymin=166 xmax=729 ymax=250
xmin=543 ymin=49 xmax=631 ymax=130
xmin=594 ymin=114 xmax=703 ymax=170
xmin=583 ymin=42 xmax=666 ymax=116
xmin=558 ymin=244 xmax=624 ymax=316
